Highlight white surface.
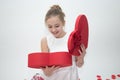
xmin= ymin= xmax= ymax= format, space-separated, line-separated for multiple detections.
xmin=0 ymin=0 xmax=120 ymax=80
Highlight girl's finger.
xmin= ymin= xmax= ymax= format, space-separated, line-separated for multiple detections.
xmin=80 ymin=44 xmax=85 ymax=51
xmin=54 ymin=66 xmax=60 ymax=71
xmin=41 ymin=67 xmax=45 ymax=70
xmin=80 ymin=44 xmax=86 ymax=54
xmin=78 ymin=49 xmax=82 ymax=55
xmin=46 ymin=66 xmax=49 ymax=69
xmin=51 ymin=65 xmax=55 ymax=69
xmin=55 ymin=66 xmax=60 ymax=69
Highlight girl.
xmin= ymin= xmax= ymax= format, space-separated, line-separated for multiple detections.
xmin=40 ymin=5 xmax=86 ymax=80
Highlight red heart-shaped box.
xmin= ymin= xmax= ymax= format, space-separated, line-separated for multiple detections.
xmin=28 ymin=52 xmax=72 ymax=69
xmin=28 ymin=14 xmax=88 ymax=69
xmin=68 ymin=14 xmax=89 ymax=56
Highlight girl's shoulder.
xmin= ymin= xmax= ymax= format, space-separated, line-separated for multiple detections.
xmin=41 ymin=34 xmax=53 ymax=47
xmin=41 ymin=34 xmax=52 ymax=42
xmin=41 ymin=37 xmax=47 ymax=43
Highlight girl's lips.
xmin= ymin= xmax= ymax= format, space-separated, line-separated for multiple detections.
xmin=52 ymin=31 xmax=59 ymax=35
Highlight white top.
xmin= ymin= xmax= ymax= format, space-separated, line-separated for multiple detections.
xmin=42 ymin=33 xmax=79 ymax=80
xmin=47 ymin=33 xmax=69 ymax=52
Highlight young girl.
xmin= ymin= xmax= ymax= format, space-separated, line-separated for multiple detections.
xmin=40 ymin=5 xmax=86 ymax=80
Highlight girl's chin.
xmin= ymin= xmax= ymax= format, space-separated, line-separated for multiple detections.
xmin=52 ymin=33 xmax=59 ymax=37
xmin=53 ymin=34 xmax=60 ymax=38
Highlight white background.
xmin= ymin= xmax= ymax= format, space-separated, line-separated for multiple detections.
xmin=0 ymin=0 xmax=120 ymax=80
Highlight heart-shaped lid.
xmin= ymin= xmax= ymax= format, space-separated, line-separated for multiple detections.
xmin=68 ymin=14 xmax=89 ymax=56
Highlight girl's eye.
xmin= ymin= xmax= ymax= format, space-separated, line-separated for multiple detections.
xmin=55 ymin=25 xmax=59 ymax=28
xmin=48 ymin=26 xmax=52 ymax=28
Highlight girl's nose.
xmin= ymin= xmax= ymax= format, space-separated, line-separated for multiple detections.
xmin=51 ymin=28 xmax=56 ymax=32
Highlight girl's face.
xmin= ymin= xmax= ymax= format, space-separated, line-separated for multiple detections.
xmin=46 ymin=16 xmax=65 ymax=38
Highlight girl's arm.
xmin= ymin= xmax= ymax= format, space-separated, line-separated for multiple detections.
xmin=41 ymin=37 xmax=59 ymax=76
xmin=41 ymin=37 xmax=49 ymax=52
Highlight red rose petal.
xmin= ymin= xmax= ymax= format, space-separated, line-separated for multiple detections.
xmin=111 ymin=74 xmax=116 ymax=79
xmin=117 ymin=74 xmax=120 ymax=77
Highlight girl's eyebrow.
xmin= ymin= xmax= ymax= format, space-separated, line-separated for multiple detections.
xmin=55 ymin=23 xmax=59 ymax=26
xmin=47 ymin=23 xmax=60 ymax=27
xmin=47 ymin=24 xmax=52 ymax=26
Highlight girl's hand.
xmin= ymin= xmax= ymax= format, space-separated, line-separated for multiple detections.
xmin=76 ymin=44 xmax=86 ymax=67
xmin=41 ymin=65 xmax=60 ymax=77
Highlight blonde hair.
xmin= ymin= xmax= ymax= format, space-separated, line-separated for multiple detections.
xmin=45 ymin=5 xmax=65 ymax=24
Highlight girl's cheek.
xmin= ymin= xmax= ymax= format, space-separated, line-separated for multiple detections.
xmin=48 ymin=29 xmax=52 ymax=32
